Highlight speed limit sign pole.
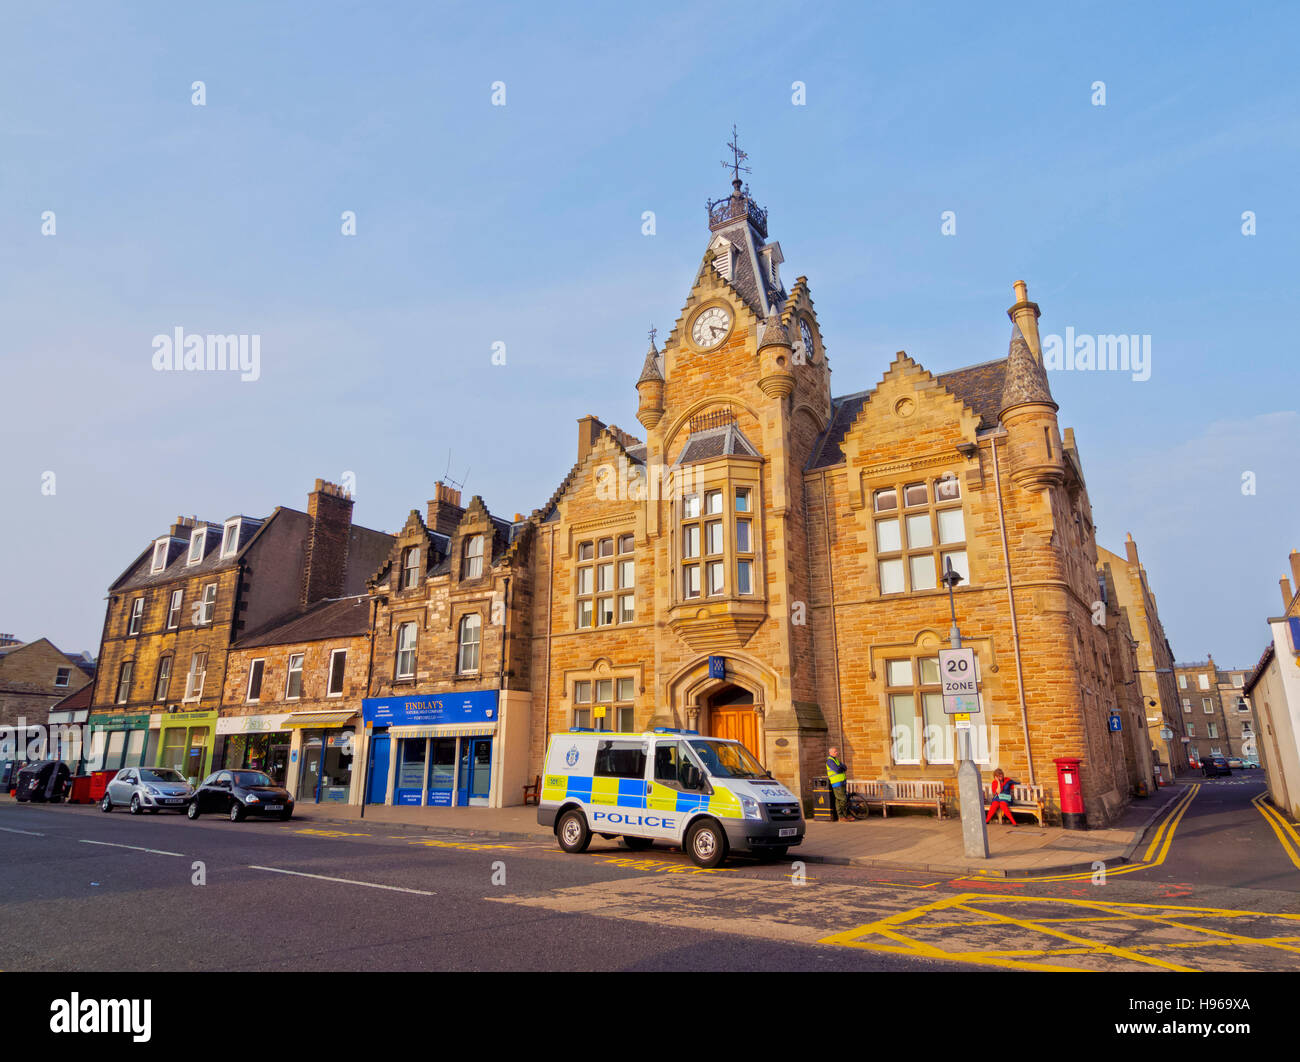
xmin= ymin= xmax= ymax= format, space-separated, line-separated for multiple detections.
xmin=941 ymin=558 xmax=989 ymax=858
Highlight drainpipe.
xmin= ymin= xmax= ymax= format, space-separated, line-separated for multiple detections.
xmin=819 ymin=470 xmax=845 ymax=758
xmin=991 ymin=432 xmax=1035 ymax=785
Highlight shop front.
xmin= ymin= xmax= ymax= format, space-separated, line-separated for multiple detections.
xmin=361 ymin=690 xmax=503 ymax=808
xmin=215 ymin=713 xmax=291 ymax=786
xmin=285 ymin=710 xmax=357 ymax=804
xmin=87 ymin=713 xmax=154 ymax=774
xmin=157 ymin=710 xmax=217 ymax=785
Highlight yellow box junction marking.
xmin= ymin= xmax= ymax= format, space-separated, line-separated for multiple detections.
xmin=820 ymin=890 xmax=1300 ymax=972
xmin=600 ymin=856 xmax=736 ymax=875
xmin=1027 ymin=783 xmax=1200 ymax=883
xmin=1252 ymin=793 xmax=1300 ymax=871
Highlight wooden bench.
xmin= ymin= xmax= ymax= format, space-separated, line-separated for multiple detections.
xmin=848 ymin=779 xmax=946 ymax=819
xmin=983 ymin=781 xmax=1046 ymax=826
xmin=522 ymin=775 xmax=541 ymax=806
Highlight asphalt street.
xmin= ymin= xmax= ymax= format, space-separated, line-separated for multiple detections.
xmin=2 ymin=773 xmax=1296 ymax=973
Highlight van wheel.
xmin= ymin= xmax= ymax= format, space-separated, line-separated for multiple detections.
xmin=556 ymin=809 xmax=591 ymax=853
xmin=623 ymin=836 xmax=654 ymax=851
xmin=686 ymin=819 xmax=728 ymax=869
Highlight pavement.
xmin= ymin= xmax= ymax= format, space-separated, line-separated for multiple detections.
xmin=290 ymin=781 xmax=1190 ymax=876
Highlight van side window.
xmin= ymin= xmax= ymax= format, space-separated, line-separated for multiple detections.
xmin=594 ymin=740 xmax=646 ymax=779
xmin=654 ymin=742 xmax=689 ymax=786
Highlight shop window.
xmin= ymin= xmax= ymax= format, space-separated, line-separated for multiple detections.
xmin=154 ymin=656 xmax=172 ymax=701
xmin=161 ymin=728 xmax=187 ymax=772
xmin=874 ymin=477 xmax=966 ymax=596
xmin=327 ymin=649 xmax=347 ymax=696
xmin=458 ymin=614 xmax=481 ymax=674
xmin=395 ymin=622 xmax=418 ymax=679
xmin=167 ymin=589 xmax=183 ymax=629
xmin=462 ymin=534 xmax=484 ymax=579
xmin=246 ymin=659 xmax=265 ymax=703
xmin=115 ymin=661 xmax=134 ymax=705
xmin=401 ymin=547 xmax=421 ymax=589
xmin=285 ymin=654 xmax=305 ymax=700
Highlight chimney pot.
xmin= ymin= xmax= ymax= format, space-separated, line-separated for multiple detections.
xmin=577 ymin=414 xmax=605 ymax=464
xmin=1124 ymin=533 xmax=1139 ymax=566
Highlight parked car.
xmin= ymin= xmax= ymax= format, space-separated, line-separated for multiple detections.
xmin=1 ymin=759 xmax=23 ymax=791
xmin=1227 ymin=757 xmax=1244 ymax=769
xmin=1201 ymin=756 xmax=1232 ymax=777
xmin=187 ymin=769 xmax=294 ymax=822
xmin=1240 ymin=759 xmax=1261 ymax=769
xmin=100 ymin=767 xmax=194 ymax=814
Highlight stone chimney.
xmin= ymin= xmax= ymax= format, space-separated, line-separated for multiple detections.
xmin=169 ymin=515 xmax=196 ymax=539
xmin=1290 ymin=550 xmax=1300 ymax=599
xmin=302 ymin=479 xmax=354 ymax=606
xmin=1282 ymin=576 xmax=1294 ymax=612
xmin=1125 ymin=532 xmax=1139 ymax=566
xmin=577 ymin=414 xmax=606 ymax=464
xmin=426 ymin=481 xmax=464 ymax=537
xmin=1007 ymin=279 xmax=1043 ymax=361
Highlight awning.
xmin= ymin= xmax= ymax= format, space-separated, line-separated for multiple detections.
xmin=285 ymin=710 xmax=357 ymax=730
xmin=387 ymin=723 xmax=498 ymax=740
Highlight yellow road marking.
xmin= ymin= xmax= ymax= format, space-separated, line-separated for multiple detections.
xmin=294 ymin=828 xmax=375 ymax=839
xmin=1252 ymin=793 xmax=1300 ymax=871
xmin=819 ymin=888 xmax=1300 ymax=972
xmin=1029 ymin=784 xmax=1199 ymax=883
xmin=407 ymin=838 xmax=518 ymax=851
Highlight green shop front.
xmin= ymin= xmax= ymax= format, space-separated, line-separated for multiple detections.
xmin=86 ymin=712 xmax=154 ymax=773
xmin=361 ymin=691 xmax=498 ymax=808
xmin=156 ymin=710 xmax=218 ymax=785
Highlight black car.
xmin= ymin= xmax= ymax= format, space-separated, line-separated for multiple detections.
xmin=187 ymin=769 xmax=294 ymax=822
xmin=1201 ymin=756 xmax=1232 ymax=777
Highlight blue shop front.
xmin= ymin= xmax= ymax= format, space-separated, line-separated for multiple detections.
xmin=360 ymin=690 xmax=499 ymax=808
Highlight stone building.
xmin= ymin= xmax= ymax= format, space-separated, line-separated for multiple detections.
xmin=1174 ymin=658 xmax=1233 ymax=764
xmin=219 ymin=594 xmax=373 ymax=803
xmin=515 ymin=174 xmax=1146 ymax=825
xmin=360 ymin=483 xmax=536 ymax=808
xmin=1097 ymin=535 xmax=1187 ymax=780
xmin=1243 ymin=550 xmax=1300 ymax=818
xmin=87 ymin=480 xmax=391 ymax=781
xmin=0 ymin=635 xmax=94 ymax=738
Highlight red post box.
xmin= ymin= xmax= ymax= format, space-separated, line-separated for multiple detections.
xmin=1053 ymin=756 xmax=1086 ymax=830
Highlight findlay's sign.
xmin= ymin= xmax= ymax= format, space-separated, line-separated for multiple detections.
xmin=362 ymin=689 xmax=498 ymax=728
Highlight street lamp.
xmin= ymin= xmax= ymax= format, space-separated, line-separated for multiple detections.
xmin=939 ymin=556 xmax=988 ymax=858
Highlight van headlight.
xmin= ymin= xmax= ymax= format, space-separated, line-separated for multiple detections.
xmin=740 ymin=795 xmax=763 ymax=820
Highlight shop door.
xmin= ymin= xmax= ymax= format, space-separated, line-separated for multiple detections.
xmin=457 ymin=738 xmax=492 ymax=806
xmin=366 ymin=734 xmax=390 ymax=805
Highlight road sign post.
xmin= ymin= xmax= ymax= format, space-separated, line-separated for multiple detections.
xmin=939 ymin=559 xmax=988 ymax=859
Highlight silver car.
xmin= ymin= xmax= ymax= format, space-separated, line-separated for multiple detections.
xmin=100 ymin=766 xmax=194 ymax=814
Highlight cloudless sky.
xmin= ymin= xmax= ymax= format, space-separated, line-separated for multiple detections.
xmin=2 ymin=1 xmax=1297 ymax=669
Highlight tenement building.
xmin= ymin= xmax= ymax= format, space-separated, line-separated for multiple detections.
xmin=87 ymin=480 xmax=391 ymax=783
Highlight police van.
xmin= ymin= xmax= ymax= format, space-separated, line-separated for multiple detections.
xmin=537 ymin=728 xmax=805 ymax=868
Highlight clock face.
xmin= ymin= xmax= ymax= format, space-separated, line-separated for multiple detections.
xmin=691 ymin=306 xmax=732 ymax=349
xmin=799 ymin=319 xmax=815 ymax=360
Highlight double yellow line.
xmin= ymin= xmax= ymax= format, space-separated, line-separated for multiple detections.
xmin=1031 ymin=784 xmax=1199 ymax=882
xmin=1252 ymin=792 xmax=1300 ymax=870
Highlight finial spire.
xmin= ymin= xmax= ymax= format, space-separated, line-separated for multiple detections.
xmin=648 ymin=324 xmax=658 ymax=347
xmin=721 ymin=123 xmax=751 ymax=188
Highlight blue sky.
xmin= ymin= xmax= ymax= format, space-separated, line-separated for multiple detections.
xmin=2 ymin=1 xmax=1297 ymax=668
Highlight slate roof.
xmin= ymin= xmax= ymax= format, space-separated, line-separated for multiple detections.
xmin=674 ymin=422 xmax=761 ymax=465
xmin=806 ymin=357 xmax=1009 ymax=470
xmin=233 ymin=595 xmax=371 ymax=649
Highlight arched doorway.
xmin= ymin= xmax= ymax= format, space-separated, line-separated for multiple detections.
xmin=705 ymin=684 xmax=760 ymax=759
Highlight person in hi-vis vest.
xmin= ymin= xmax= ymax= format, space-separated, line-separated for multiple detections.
xmin=826 ymin=747 xmax=855 ymax=821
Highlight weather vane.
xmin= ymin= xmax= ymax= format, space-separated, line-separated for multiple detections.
xmin=648 ymin=324 xmax=658 ymax=345
xmin=721 ymin=123 xmax=750 ymax=184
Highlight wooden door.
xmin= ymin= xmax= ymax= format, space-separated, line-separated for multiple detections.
xmin=710 ymin=708 xmax=759 ymax=759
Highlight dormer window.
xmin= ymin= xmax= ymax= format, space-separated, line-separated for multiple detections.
xmin=150 ymin=538 xmax=170 ymax=574
xmin=220 ymin=519 xmax=241 ymax=558
xmin=462 ymin=535 xmax=484 ymax=579
xmin=187 ymin=528 xmax=207 ymax=566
